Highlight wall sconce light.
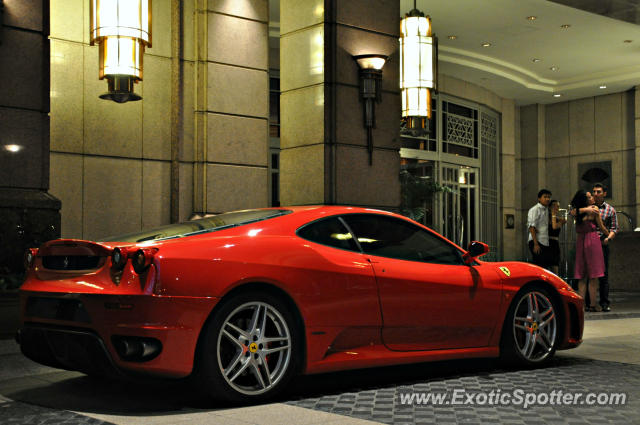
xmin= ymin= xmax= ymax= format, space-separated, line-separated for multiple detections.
xmin=353 ymin=54 xmax=387 ymax=165
xmin=399 ymin=2 xmax=437 ymax=135
xmin=90 ymin=0 xmax=152 ymax=103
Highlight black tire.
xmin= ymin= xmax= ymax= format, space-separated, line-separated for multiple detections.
xmin=500 ymin=286 xmax=560 ymax=366
xmin=195 ymin=291 xmax=301 ymax=403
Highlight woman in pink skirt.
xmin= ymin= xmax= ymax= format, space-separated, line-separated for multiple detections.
xmin=571 ymin=190 xmax=610 ymax=311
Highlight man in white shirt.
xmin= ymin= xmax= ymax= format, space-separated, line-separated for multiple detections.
xmin=527 ymin=189 xmax=552 ymax=269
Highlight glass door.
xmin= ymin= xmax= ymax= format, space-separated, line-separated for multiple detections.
xmin=441 ymin=164 xmax=478 ymax=249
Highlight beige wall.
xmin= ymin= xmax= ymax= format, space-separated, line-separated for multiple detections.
xmin=49 ymin=0 xmax=191 ymax=240
xmin=49 ymin=0 xmax=269 ymax=240
xmin=519 ymin=90 xmax=637 ymax=258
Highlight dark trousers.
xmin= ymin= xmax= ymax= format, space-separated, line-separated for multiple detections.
xmin=528 ymin=241 xmax=550 ymax=269
xmin=599 ymin=243 xmax=610 ymax=307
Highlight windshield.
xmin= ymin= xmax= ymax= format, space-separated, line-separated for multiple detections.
xmin=102 ymin=209 xmax=292 ymax=243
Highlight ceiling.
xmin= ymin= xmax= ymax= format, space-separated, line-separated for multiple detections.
xmin=271 ymin=1 xmax=640 ymax=105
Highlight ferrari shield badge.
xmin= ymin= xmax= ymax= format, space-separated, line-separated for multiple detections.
xmin=499 ymin=266 xmax=511 ymax=277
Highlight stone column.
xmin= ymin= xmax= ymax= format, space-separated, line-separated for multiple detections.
xmin=520 ymin=104 xmax=547 ymax=207
xmin=0 ymin=1 xmax=60 ymax=280
xmin=193 ymin=0 xmax=270 ymax=214
xmin=280 ymin=0 xmax=400 ymax=208
xmin=0 ymin=0 xmax=60 ymax=337
xmin=501 ymin=99 xmax=519 ymax=260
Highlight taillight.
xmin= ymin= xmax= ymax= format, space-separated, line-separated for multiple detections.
xmin=23 ymin=248 xmax=38 ymax=270
xmin=111 ymin=247 xmax=128 ymax=271
xmin=132 ymin=248 xmax=157 ymax=274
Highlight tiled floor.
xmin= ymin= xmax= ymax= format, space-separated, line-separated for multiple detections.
xmin=1 ymin=317 xmax=639 ymax=424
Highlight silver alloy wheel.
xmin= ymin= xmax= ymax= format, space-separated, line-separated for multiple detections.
xmin=216 ymin=301 xmax=292 ymax=396
xmin=512 ymin=291 xmax=557 ymax=362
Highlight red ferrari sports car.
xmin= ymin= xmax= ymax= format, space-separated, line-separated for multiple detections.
xmin=18 ymin=206 xmax=583 ymax=402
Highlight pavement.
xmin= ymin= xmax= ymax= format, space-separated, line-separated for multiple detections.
xmin=1 ymin=291 xmax=640 ymax=424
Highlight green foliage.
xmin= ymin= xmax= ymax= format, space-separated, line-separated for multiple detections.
xmin=399 ymin=170 xmax=454 ymax=221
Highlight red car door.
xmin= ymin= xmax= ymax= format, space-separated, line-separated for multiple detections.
xmin=342 ymin=214 xmax=502 ymax=351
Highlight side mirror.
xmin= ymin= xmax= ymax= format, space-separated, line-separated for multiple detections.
xmin=463 ymin=241 xmax=489 ymax=264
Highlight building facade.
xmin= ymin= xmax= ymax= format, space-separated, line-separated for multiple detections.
xmin=1 ymin=0 xmax=639 ymax=310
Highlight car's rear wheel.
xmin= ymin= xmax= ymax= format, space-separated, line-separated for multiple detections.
xmin=501 ymin=286 xmax=559 ymax=366
xmin=196 ymin=291 xmax=300 ymax=403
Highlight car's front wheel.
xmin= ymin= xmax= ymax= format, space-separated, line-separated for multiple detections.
xmin=501 ymin=286 xmax=559 ymax=366
xmin=196 ymin=291 xmax=300 ymax=403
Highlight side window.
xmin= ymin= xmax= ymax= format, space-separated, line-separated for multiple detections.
xmin=296 ymin=217 xmax=359 ymax=252
xmin=341 ymin=214 xmax=463 ymax=265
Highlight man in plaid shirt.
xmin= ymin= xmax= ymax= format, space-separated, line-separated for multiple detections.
xmin=592 ymin=183 xmax=617 ymax=312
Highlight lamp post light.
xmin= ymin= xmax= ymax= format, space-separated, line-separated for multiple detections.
xmin=90 ymin=0 xmax=152 ymax=103
xmin=353 ymin=54 xmax=387 ymax=165
xmin=400 ymin=3 xmax=437 ymax=135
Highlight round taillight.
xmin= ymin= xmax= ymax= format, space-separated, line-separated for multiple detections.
xmin=132 ymin=248 xmax=155 ymax=274
xmin=111 ymin=247 xmax=128 ymax=271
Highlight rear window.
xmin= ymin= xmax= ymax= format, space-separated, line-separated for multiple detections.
xmin=102 ymin=209 xmax=291 ymax=243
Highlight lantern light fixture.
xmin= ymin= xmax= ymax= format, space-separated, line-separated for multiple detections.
xmin=354 ymin=54 xmax=387 ymax=165
xmin=399 ymin=2 xmax=437 ymax=136
xmin=90 ymin=0 xmax=152 ymax=103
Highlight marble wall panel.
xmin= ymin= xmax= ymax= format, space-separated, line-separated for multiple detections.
xmin=142 ymin=161 xmax=171 ymax=229
xmin=545 ymin=157 xmax=572 ymax=207
xmin=595 ymin=93 xmax=622 ymax=153
xmin=50 ymin=0 xmax=83 ymax=42
xmin=520 ymin=105 xmax=538 ymax=160
xmin=3 ymin=0 xmax=42 ymax=31
xmin=569 ymin=98 xmax=595 ymax=156
xmin=279 ymin=144 xmax=325 ymax=205
xmin=83 ymin=157 xmax=142 ymax=241
xmin=50 ymin=40 xmax=84 ymax=153
xmin=0 ymin=107 xmax=45 ymax=189
xmin=336 ymin=0 xmax=398 ymax=36
xmin=49 ymin=153 xmax=83 ymax=238
xmin=280 ymin=25 xmax=325 ymax=91
xmin=545 ymin=102 xmax=569 ymax=158
xmin=207 ymin=63 xmax=268 ymax=118
xmin=208 ymin=12 xmax=268 ymax=70
xmin=280 ymin=0 xmax=323 ymax=35
xmin=143 ymin=56 xmax=172 ymax=160
xmin=335 ymin=145 xmax=400 ymax=207
xmin=0 ymin=28 xmax=43 ymax=111
xmin=150 ymin=0 xmax=172 ymax=58
xmin=280 ymin=85 xmax=324 ymax=149
xmin=208 ymin=0 xmax=268 ymax=22
xmin=205 ymin=164 xmax=268 ymax=212
xmin=207 ymin=113 xmax=268 ymax=166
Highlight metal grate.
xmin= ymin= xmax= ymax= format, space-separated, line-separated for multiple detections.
xmin=446 ymin=114 xmax=475 ymax=146
xmin=480 ymin=112 xmax=500 ymax=261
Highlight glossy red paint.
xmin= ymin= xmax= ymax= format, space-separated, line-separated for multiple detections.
xmin=19 ymin=206 xmax=583 ymax=383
